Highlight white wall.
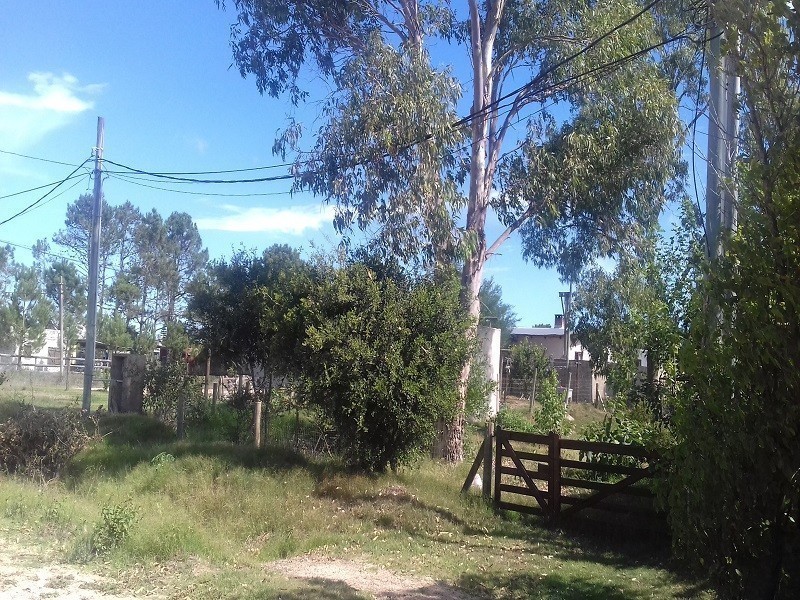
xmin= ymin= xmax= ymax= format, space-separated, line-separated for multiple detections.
xmin=477 ymin=326 xmax=501 ymax=416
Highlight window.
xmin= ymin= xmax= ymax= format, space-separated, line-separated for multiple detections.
xmin=574 ymin=351 xmax=584 ymax=361
xmin=48 ymin=347 xmax=60 ymax=366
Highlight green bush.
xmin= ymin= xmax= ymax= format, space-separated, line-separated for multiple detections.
xmin=299 ymin=261 xmax=471 ymax=472
xmin=91 ymin=500 xmax=138 ymax=555
xmin=495 ymin=407 xmax=535 ymax=433
xmin=580 ymin=397 xmax=671 ymax=481
xmin=142 ymin=361 xmax=204 ymax=426
xmin=531 ymin=368 xmax=567 ymax=435
xmin=0 ymin=404 xmax=96 ymax=481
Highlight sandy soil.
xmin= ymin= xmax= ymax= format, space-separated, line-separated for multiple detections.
xmin=0 ymin=539 xmax=139 ymax=600
xmin=268 ymin=555 xmax=477 ymax=600
xmin=0 ymin=536 xmax=476 ymax=600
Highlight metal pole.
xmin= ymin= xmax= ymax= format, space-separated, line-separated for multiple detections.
xmin=82 ymin=116 xmax=104 ymax=413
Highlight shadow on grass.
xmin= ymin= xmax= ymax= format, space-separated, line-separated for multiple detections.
xmin=65 ymin=412 xmax=350 ymax=485
xmin=258 ymin=577 xmax=369 ymax=600
xmin=459 ymin=571 xmax=656 ymax=600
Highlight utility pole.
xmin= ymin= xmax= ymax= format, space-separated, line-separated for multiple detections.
xmin=82 ymin=117 xmax=104 ymax=413
xmin=706 ymin=22 xmax=740 ymax=259
xmin=59 ymin=275 xmax=64 ymax=378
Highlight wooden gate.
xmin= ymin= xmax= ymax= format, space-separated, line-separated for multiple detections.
xmin=463 ymin=426 xmax=659 ymax=521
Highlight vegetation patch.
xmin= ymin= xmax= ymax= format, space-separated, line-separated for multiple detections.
xmin=0 ymin=404 xmax=97 ymax=482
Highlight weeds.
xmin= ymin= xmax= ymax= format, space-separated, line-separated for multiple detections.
xmin=0 ymin=404 xmax=97 ymax=481
xmin=90 ymin=500 xmax=139 ymax=555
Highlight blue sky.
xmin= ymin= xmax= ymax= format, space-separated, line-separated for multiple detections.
xmin=0 ymin=1 xmax=667 ymax=330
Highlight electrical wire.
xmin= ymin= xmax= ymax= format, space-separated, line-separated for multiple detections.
xmin=0 ymin=237 xmax=82 ymax=266
xmin=454 ymin=0 xmax=668 ymax=129
xmin=101 ymin=0 xmax=692 ymax=186
xmin=102 ymin=158 xmax=296 ymax=184
xmin=0 ymin=173 xmax=89 ymax=201
xmin=0 ymin=158 xmax=92 ymax=227
xmin=107 ymin=172 xmax=299 ymax=198
xmin=0 ymin=148 xmax=82 ymax=167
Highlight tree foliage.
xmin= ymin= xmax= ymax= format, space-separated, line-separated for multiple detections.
xmin=0 ymin=265 xmax=53 ymax=364
xmin=298 ymin=259 xmax=472 ymax=471
xmin=188 ymin=244 xmax=312 ymax=398
xmin=669 ymin=3 xmax=800 ymax=597
xmin=219 ymin=0 xmax=700 ymax=461
xmin=571 ymin=204 xmax=702 ymax=409
xmin=478 ymin=277 xmax=518 ymax=347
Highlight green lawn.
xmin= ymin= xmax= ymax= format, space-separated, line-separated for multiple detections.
xmin=0 ymin=383 xmax=714 ymax=599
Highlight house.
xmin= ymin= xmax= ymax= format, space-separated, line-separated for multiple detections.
xmin=0 ymin=328 xmax=62 ymax=372
xmin=507 ymin=315 xmax=606 ymax=404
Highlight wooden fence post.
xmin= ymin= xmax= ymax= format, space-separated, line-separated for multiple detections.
xmin=493 ymin=426 xmax=503 ymax=511
xmin=548 ymin=431 xmax=561 ymax=519
xmin=482 ymin=421 xmax=494 ymax=501
xmin=177 ymin=390 xmax=186 ymax=440
xmin=254 ymin=400 xmax=262 ymax=449
xmin=204 ymin=355 xmax=211 ymax=399
xmin=212 ymin=382 xmax=219 ymax=407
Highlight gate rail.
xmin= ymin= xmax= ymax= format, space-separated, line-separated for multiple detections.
xmin=463 ymin=425 xmax=659 ymax=522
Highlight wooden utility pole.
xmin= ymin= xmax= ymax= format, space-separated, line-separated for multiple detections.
xmin=59 ymin=275 xmax=64 ymax=378
xmin=82 ymin=117 xmax=104 ymax=413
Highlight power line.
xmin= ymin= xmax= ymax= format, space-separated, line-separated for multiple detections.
xmin=100 ymin=1 xmax=693 ymax=188
xmin=0 ymin=158 xmax=92 ymax=227
xmin=107 ymin=172 xmax=299 ymax=198
xmin=102 ymin=158 xmax=297 ymax=184
xmin=454 ymin=0 xmax=668 ymax=129
xmin=0 ymin=148 xmax=82 ymax=167
xmin=0 ymin=173 xmax=89 ymax=201
xmin=103 ymin=31 xmax=700 ymax=191
xmin=0 ymin=237 xmax=82 ymax=266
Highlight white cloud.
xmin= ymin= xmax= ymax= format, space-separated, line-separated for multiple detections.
xmin=0 ymin=72 xmax=103 ymax=150
xmin=196 ymin=204 xmax=335 ymax=234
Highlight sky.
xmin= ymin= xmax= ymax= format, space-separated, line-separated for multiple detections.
xmin=0 ymin=1 xmax=664 ymax=330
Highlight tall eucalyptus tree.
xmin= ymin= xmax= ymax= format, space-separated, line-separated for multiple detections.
xmin=219 ymin=0 xmax=701 ymax=460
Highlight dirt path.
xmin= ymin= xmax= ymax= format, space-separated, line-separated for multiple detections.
xmin=268 ymin=555 xmax=477 ymax=600
xmin=0 ymin=539 xmax=140 ymax=600
xmin=0 ymin=535 xmax=476 ymax=600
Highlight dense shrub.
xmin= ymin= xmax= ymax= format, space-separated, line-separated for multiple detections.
xmin=580 ymin=397 xmax=671 ymax=481
xmin=495 ymin=407 xmax=535 ymax=433
xmin=299 ymin=262 xmax=471 ymax=472
xmin=143 ymin=361 xmax=204 ymax=425
xmin=0 ymin=404 xmax=97 ymax=481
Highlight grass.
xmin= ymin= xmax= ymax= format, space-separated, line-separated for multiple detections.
xmin=0 ymin=380 xmax=714 ymax=599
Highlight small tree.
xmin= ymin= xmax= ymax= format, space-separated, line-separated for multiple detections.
xmin=510 ymin=340 xmax=550 ymax=414
xmin=0 ymin=265 xmax=53 ymax=368
xmin=299 ymin=259 xmax=471 ymax=472
xmin=669 ymin=3 xmax=800 ymax=597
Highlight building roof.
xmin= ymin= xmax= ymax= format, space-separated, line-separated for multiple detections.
xmin=511 ymin=327 xmax=565 ymax=337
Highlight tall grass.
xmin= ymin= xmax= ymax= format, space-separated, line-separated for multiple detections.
xmin=0 ymin=395 xmax=712 ymax=599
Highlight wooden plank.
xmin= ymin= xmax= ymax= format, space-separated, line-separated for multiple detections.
xmin=494 ymin=427 xmax=504 ymax=511
xmin=504 ymin=430 xmax=551 ymax=445
xmin=560 ymin=458 xmax=644 ymax=476
xmin=559 ymin=468 xmax=653 ymax=518
xmin=499 ymin=483 xmax=543 ymax=496
xmin=499 ymin=465 xmax=549 ymax=482
xmin=512 ymin=450 xmax=550 ymax=463
xmin=560 ymin=476 xmax=654 ymax=497
xmin=501 ymin=437 xmax=549 ymax=512
xmin=497 ymin=500 xmax=545 ymax=517
xmin=461 ymin=437 xmax=486 ymax=493
xmin=559 ymin=438 xmax=652 ymax=458
xmin=549 ymin=432 xmax=561 ymax=517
